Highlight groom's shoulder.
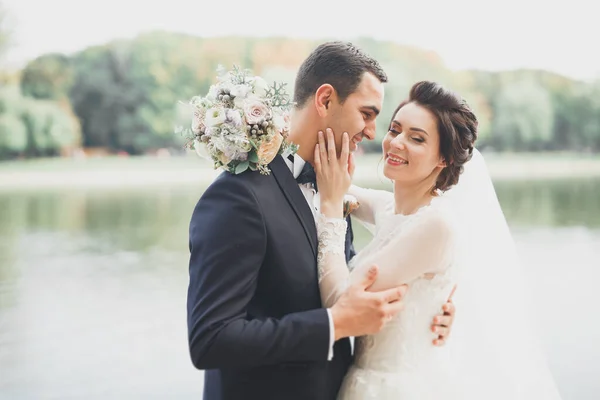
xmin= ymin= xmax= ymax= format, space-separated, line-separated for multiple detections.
xmin=200 ymin=169 xmax=269 ymax=203
xmin=210 ymin=168 xmax=270 ymax=188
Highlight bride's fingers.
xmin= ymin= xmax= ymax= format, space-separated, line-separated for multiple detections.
xmin=433 ymin=315 xmax=453 ymax=328
xmin=326 ymin=128 xmax=337 ymax=163
xmin=318 ymin=130 xmax=328 ymax=165
xmin=340 ymin=132 xmax=349 ymax=168
xmin=433 ymin=325 xmax=449 ymax=338
xmin=348 ymin=153 xmax=356 ymax=176
xmin=442 ymin=302 xmax=455 ymax=316
xmin=313 ymin=144 xmax=322 ymax=174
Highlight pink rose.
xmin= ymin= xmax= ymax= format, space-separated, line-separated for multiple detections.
xmin=244 ymin=98 xmax=270 ymax=125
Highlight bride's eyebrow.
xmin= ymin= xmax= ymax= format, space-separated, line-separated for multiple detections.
xmin=391 ymin=121 xmax=429 ymax=136
xmin=409 ymin=127 xmax=429 ymax=136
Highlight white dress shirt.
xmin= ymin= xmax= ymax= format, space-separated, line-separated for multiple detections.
xmin=283 ymin=154 xmax=335 ymax=361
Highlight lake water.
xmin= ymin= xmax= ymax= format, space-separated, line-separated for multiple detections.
xmin=0 ymin=177 xmax=598 ymax=399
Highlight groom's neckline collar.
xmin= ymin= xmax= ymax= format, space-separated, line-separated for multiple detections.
xmin=284 ymin=154 xmax=306 ymax=179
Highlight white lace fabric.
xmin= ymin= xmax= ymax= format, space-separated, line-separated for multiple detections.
xmin=316 ymin=214 xmax=347 ymax=281
xmin=317 ymin=150 xmax=563 ymax=400
xmin=315 ymin=188 xmax=458 ymax=399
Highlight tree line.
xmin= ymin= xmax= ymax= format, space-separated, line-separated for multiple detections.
xmin=1 ymin=31 xmax=599 ymax=160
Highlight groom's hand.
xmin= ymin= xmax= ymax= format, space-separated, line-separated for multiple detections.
xmin=431 ymin=284 xmax=456 ymax=346
xmin=330 ymin=265 xmax=407 ymax=340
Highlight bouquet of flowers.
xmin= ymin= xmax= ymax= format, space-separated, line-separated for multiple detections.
xmin=176 ymin=65 xmax=297 ymax=175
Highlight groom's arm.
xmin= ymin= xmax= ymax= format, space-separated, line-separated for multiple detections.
xmin=187 ymin=176 xmax=330 ymax=369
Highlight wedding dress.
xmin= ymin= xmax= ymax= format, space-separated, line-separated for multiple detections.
xmin=317 ymin=149 xmax=563 ymax=400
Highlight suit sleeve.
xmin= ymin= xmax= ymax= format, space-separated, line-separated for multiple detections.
xmin=187 ymin=176 xmax=330 ymax=369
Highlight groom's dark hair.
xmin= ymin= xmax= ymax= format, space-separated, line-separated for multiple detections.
xmin=293 ymin=41 xmax=387 ymax=107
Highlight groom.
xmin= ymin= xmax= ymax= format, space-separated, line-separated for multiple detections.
xmin=187 ymin=41 xmax=456 ymax=400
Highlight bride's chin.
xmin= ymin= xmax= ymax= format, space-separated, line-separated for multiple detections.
xmin=382 ymin=168 xmax=396 ymax=181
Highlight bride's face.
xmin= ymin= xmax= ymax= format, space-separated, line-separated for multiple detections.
xmin=382 ymin=102 xmax=446 ymax=185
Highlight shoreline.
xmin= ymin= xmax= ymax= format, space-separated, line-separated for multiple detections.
xmin=1 ymin=154 xmax=600 ymax=190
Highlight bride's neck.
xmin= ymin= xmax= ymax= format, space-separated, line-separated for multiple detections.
xmin=392 ymin=180 xmax=437 ymax=215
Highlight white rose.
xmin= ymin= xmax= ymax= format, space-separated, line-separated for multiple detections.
xmin=219 ymin=81 xmax=235 ymax=95
xmin=193 ymin=139 xmax=211 ymax=160
xmin=252 ymin=76 xmax=269 ymax=97
xmin=230 ymin=84 xmax=252 ymax=100
xmin=272 ymin=114 xmax=286 ymax=133
xmin=226 ymin=109 xmax=243 ymax=127
xmin=272 ymin=109 xmax=291 ymax=134
xmin=204 ymin=107 xmax=227 ymax=127
xmin=207 ymin=85 xmax=219 ymax=101
xmin=243 ymin=98 xmax=270 ymax=125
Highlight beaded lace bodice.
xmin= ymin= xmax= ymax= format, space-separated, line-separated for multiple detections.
xmin=316 ymin=186 xmax=458 ymax=399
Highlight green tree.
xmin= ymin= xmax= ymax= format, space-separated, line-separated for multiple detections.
xmin=491 ymin=80 xmax=554 ymax=151
xmin=20 ymin=53 xmax=74 ymax=100
xmin=0 ymin=113 xmax=27 ymax=156
xmin=13 ymin=32 xmax=600 ymax=156
xmin=21 ymin=99 xmax=80 ymax=155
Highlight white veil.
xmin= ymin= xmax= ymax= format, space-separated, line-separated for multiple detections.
xmin=441 ymin=148 xmax=563 ymax=399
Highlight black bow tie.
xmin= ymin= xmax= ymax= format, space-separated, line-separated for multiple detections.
xmin=289 ymin=155 xmax=317 ymax=191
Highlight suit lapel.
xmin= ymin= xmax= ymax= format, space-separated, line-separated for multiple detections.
xmin=270 ymin=155 xmax=318 ymax=257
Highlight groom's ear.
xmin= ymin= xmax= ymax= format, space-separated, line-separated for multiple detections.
xmin=314 ymin=84 xmax=336 ymax=117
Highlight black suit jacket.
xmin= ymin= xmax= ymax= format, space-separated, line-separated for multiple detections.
xmin=187 ymin=155 xmax=354 ymax=400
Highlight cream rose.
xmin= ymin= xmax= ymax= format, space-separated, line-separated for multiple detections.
xmin=256 ymin=133 xmax=283 ymax=164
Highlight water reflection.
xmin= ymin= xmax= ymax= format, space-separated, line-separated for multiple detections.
xmin=495 ymin=178 xmax=600 ymax=228
xmin=0 ymin=178 xmax=598 ymax=399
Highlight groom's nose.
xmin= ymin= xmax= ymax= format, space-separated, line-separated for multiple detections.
xmin=363 ymin=122 xmax=377 ymax=141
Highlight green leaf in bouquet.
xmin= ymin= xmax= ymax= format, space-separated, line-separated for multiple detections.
xmin=248 ymin=151 xmax=259 ymax=163
xmin=235 ymin=160 xmax=250 ymax=174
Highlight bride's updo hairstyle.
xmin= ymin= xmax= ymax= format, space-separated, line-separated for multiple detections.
xmin=390 ymin=81 xmax=478 ymax=192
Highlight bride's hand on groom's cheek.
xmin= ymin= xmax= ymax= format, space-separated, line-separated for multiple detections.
xmin=431 ymin=284 xmax=457 ymax=346
xmin=314 ymin=128 xmax=352 ymax=217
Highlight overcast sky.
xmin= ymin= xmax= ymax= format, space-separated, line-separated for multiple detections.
xmin=2 ymin=0 xmax=598 ymax=81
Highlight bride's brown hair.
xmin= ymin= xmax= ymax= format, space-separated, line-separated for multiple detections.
xmin=390 ymin=81 xmax=478 ymax=192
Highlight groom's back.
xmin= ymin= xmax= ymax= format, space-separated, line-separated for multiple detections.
xmin=188 ymin=167 xmax=351 ymax=400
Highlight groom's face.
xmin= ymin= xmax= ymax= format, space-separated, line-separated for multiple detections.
xmin=327 ymin=72 xmax=384 ymax=154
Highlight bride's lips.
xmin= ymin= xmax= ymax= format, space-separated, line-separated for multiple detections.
xmin=386 ymin=153 xmax=408 ymax=166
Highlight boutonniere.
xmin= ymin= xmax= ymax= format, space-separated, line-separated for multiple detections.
xmin=343 ymin=194 xmax=360 ymax=218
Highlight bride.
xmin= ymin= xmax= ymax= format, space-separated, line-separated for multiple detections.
xmin=314 ymin=81 xmax=563 ymax=399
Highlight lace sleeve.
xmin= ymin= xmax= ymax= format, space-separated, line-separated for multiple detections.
xmin=316 ymin=214 xmax=350 ymax=308
xmin=347 ymin=185 xmax=393 ymax=229
xmin=348 ymin=207 xmax=455 ymax=292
